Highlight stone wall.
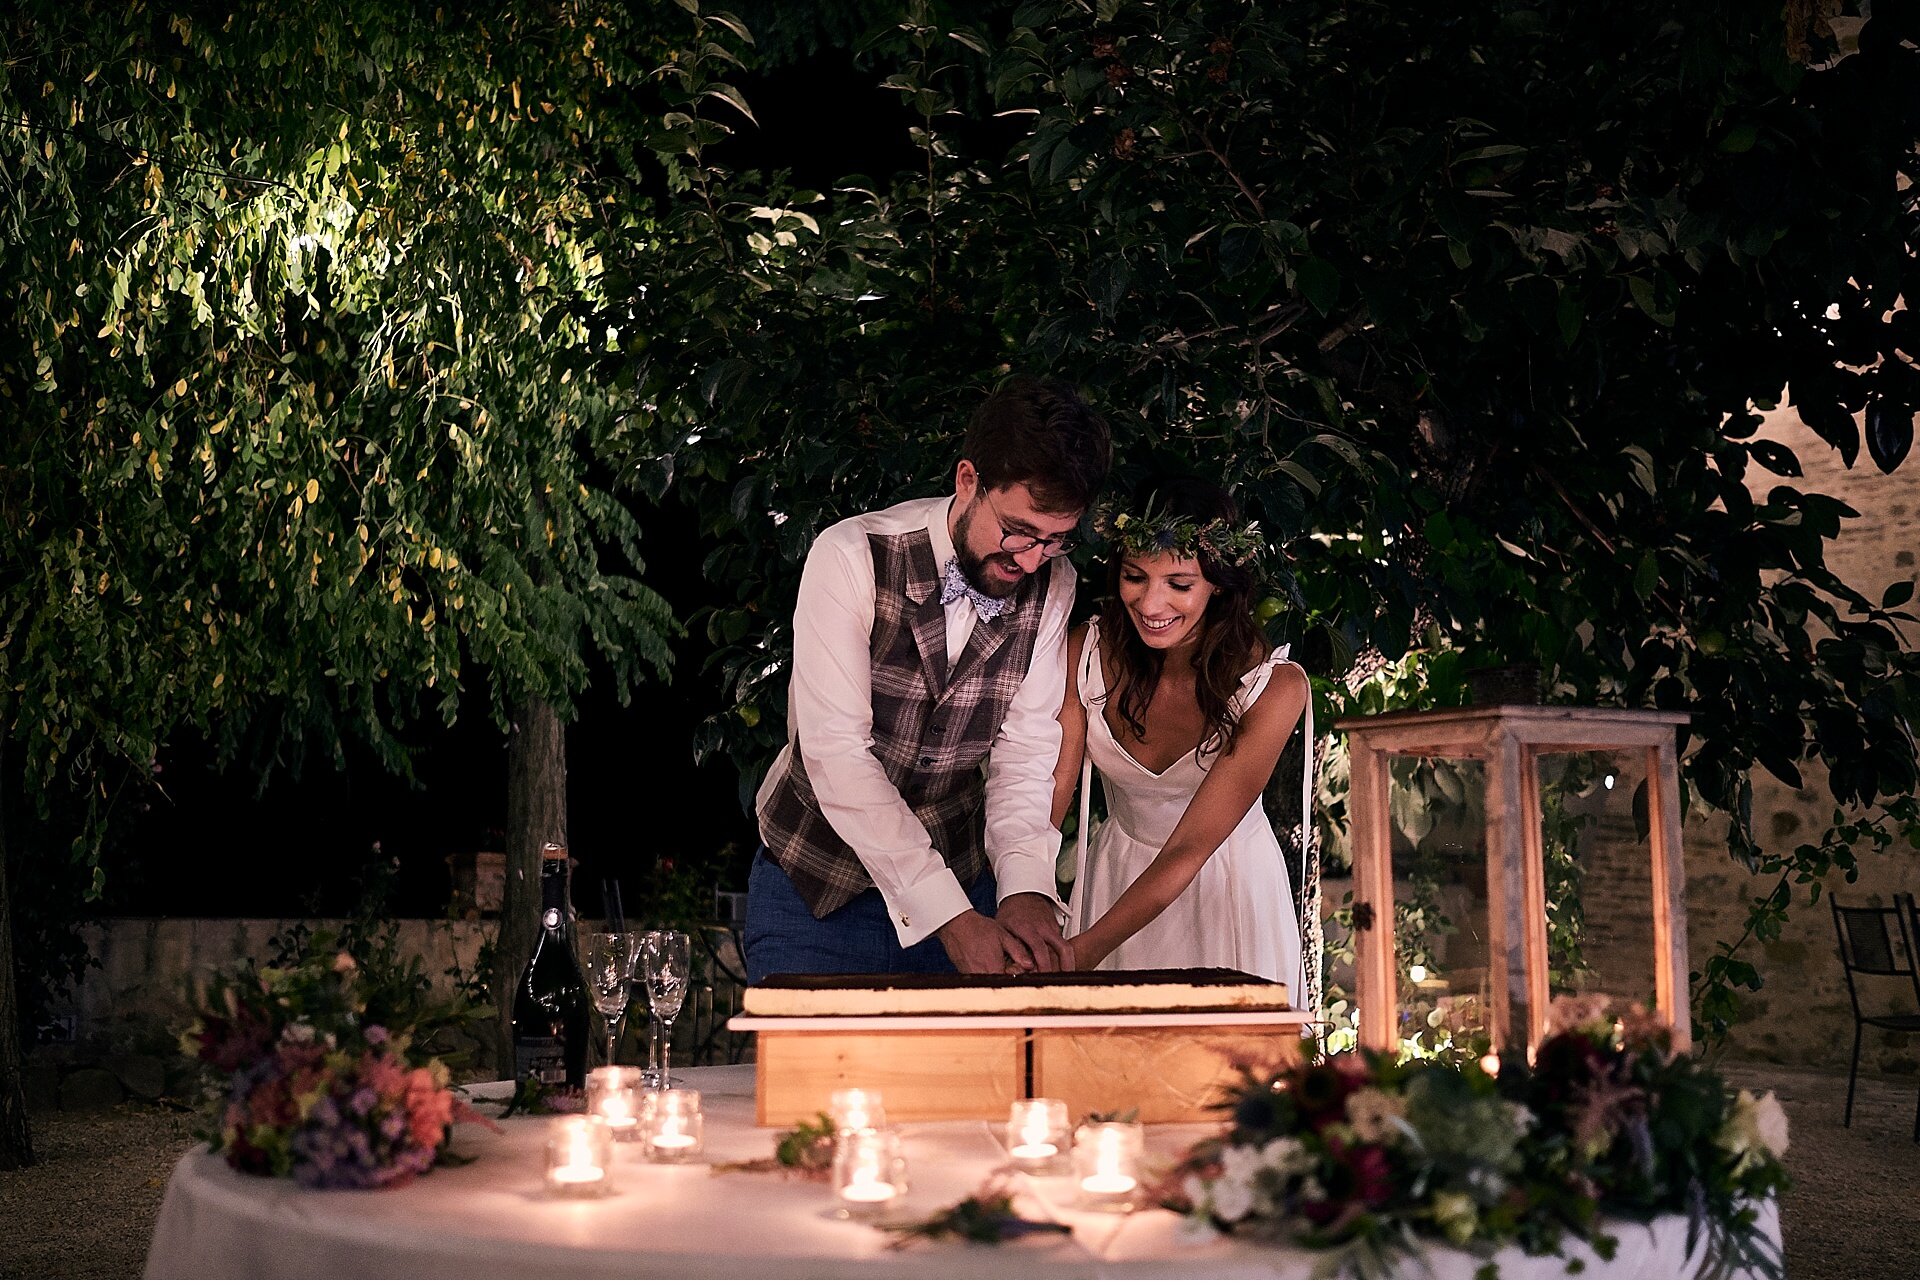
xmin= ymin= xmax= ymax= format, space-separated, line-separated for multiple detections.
xmin=62 ymin=917 xmax=494 ymax=1043
xmin=1704 ymin=406 xmax=1920 ymax=1070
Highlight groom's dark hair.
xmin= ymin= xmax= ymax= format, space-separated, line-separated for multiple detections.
xmin=961 ymin=375 xmax=1111 ymax=515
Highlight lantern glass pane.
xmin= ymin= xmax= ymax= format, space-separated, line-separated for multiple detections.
xmin=1385 ymin=754 xmax=1493 ymax=1059
xmin=1537 ymin=751 xmax=1659 ymax=1012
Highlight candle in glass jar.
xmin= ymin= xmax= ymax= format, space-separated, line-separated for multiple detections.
xmin=1006 ymin=1098 xmax=1068 ymax=1167
xmin=601 ymin=1092 xmax=638 ymax=1129
xmin=544 ymin=1117 xmax=613 ymax=1196
xmin=830 ymin=1087 xmax=885 ymax=1132
xmin=1073 ymin=1120 xmax=1143 ymax=1205
xmin=642 ymin=1088 xmax=704 ymax=1161
xmin=586 ymin=1065 xmax=645 ymax=1140
xmin=832 ymin=1127 xmax=906 ymax=1217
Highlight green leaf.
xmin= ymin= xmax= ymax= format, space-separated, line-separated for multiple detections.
xmin=701 ymin=83 xmax=757 ymax=127
xmin=704 ymin=11 xmax=755 ymax=43
xmin=1622 ymin=445 xmax=1657 ymax=496
xmin=1296 ymin=258 xmax=1340 ymax=315
xmin=1633 ymin=550 xmax=1659 ymax=601
xmin=1627 ymin=273 xmax=1675 ymax=326
xmin=1556 ymin=288 xmax=1584 ymax=347
xmin=1452 ymin=144 xmax=1529 ymax=163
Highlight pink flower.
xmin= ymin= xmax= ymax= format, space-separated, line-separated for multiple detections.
xmin=403 ymin=1067 xmax=453 ymax=1149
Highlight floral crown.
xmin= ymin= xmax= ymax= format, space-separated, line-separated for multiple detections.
xmin=1093 ymin=498 xmax=1264 ymax=567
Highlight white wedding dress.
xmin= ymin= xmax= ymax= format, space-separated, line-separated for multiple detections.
xmin=1065 ymin=618 xmax=1310 ymax=1000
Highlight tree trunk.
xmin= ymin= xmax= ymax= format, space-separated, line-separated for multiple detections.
xmin=0 ymin=735 xmax=34 ymax=1169
xmin=493 ymin=696 xmax=568 ymax=1077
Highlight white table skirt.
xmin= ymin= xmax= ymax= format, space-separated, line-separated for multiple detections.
xmin=144 ymin=1065 xmax=1777 ymax=1279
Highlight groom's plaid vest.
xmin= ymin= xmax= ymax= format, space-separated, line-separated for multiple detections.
xmin=758 ymin=527 xmax=1056 ymax=918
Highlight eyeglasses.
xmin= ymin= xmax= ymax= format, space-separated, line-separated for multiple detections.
xmin=982 ymin=491 xmax=1077 ymax=559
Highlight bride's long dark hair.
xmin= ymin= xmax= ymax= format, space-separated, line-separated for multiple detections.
xmin=1100 ymin=478 xmax=1264 ymax=762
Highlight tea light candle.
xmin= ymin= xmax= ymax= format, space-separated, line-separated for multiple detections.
xmin=641 ymin=1088 xmax=704 ymax=1162
xmin=832 ymin=1127 xmax=906 ymax=1219
xmin=1480 ymin=1052 xmax=1501 ymax=1077
xmin=830 ymin=1087 xmax=886 ymax=1132
xmin=544 ymin=1117 xmax=613 ymax=1197
xmin=1006 ymin=1098 xmax=1069 ymax=1170
xmin=1073 ymin=1120 xmax=1143 ymax=1207
xmin=586 ymin=1065 xmax=645 ymax=1140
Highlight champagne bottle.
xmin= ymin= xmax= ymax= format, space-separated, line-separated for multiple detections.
xmin=511 ymin=841 xmax=588 ymax=1089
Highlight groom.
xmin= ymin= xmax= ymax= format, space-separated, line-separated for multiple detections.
xmin=746 ymin=377 xmax=1112 ymax=981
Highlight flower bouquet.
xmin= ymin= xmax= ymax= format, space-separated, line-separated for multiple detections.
xmin=183 ymin=927 xmax=497 ymax=1189
xmin=1164 ymin=995 xmax=1787 ymax=1277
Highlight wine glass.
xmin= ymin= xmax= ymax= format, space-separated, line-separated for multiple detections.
xmin=638 ymin=929 xmax=691 ymax=1089
xmin=581 ymin=932 xmax=640 ymax=1067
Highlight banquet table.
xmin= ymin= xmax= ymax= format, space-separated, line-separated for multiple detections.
xmin=144 ymin=1065 xmax=1777 ymax=1279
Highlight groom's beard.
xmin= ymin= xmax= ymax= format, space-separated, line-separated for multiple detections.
xmin=951 ymin=503 xmax=1026 ymax=598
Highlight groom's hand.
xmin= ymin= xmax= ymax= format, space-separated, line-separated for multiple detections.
xmin=996 ymin=893 xmax=1073 ymax=973
xmin=935 ymin=909 xmax=1019 ymax=974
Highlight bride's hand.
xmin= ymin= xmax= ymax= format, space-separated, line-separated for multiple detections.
xmin=1064 ymin=934 xmax=1097 ymax=971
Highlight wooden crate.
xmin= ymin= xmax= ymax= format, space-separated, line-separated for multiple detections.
xmin=753 ymin=1028 xmax=1023 ymax=1125
xmin=1034 ymin=1024 xmax=1305 ymax=1123
xmin=737 ymin=1011 xmax=1307 ymax=1125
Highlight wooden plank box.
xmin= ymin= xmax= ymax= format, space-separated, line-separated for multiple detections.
xmin=734 ymin=1012 xmax=1308 ymax=1126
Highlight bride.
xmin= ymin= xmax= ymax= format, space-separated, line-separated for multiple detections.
xmin=1050 ymin=478 xmax=1311 ymax=996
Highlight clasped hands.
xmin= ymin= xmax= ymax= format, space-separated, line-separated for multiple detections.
xmin=935 ymin=892 xmax=1077 ymax=975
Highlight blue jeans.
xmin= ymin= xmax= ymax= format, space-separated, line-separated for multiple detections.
xmin=744 ymin=848 xmax=998 ymax=983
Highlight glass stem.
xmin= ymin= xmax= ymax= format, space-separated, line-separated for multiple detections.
xmin=660 ymin=1018 xmax=673 ymax=1087
xmin=649 ymin=1014 xmax=664 ymax=1081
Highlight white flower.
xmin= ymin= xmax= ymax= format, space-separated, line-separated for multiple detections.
xmin=1719 ymin=1089 xmax=1790 ymax=1163
xmin=1260 ymin=1136 xmax=1311 ymax=1176
xmin=1183 ymin=1174 xmax=1210 ymax=1208
xmin=1211 ymin=1175 xmax=1257 ymax=1222
xmin=1752 ymin=1091 xmax=1790 ymax=1156
xmin=1465 ymin=1165 xmax=1506 ymax=1204
xmin=1345 ymin=1086 xmax=1406 ymax=1144
xmin=1221 ymin=1144 xmax=1266 ymax=1187
xmin=281 ymin=1021 xmax=315 ymax=1046
xmin=1505 ymin=1102 xmax=1536 ymax=1134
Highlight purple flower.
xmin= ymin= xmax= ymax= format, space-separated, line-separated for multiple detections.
xmin=364 ymin=1025 xmax=390 ymax=1046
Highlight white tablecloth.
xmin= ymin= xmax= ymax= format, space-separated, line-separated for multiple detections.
xmin=144 ymin=1065 xmax=1777 ymax=1278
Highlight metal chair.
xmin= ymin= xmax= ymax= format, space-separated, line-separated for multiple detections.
xmin=1829 ymin=892 xmax=1920 ymax=1141
xmin=685 ymin=887 xmax=752 ymax=1067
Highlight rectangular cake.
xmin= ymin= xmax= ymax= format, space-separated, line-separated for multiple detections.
xmin=734 ymin=969 xmax=1304 ymax=1125
xmin=742 ymin=967 xmax=1291 ymax=1018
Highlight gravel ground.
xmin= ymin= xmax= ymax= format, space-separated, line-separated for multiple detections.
xmin=0 ymin=1102 xmax=200 ymax=1279
xmin=1722 ymin=1061 xmax=1920 ymax=1280
xmin=0 ymin=1063 xmax=1914 ymax=1279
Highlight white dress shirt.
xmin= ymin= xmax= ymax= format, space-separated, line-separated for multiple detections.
xmin=755 ymin=494 xmax=1073 ymax=947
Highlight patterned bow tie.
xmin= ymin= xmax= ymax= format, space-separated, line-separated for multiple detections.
xmin=940 ymin=557 xmax=1015 ymax=621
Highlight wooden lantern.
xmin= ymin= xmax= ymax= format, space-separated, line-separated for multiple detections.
xmin=1334 ymin=705 xmax=1693 ymax=1057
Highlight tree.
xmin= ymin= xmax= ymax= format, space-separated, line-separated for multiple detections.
xmin=0 ymin=2 xmax=684 ymax=1166
xmin=624 ymin=0 xmax=1920 ymax=1032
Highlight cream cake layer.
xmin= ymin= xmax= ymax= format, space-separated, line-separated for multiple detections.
xmin=742 ymin=967 xmax=1291 ymax=1017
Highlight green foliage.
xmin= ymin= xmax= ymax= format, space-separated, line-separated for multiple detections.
xmin=773 ymin=1112 xmax=838 ymax=1170
xmin=624 ymin=0 xmax=1920 ymax=1039
xmin=882 ymin=1182 xmax=1073 ymax=1246
xmin=0 ymin=2 xmax=681 ymax=876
